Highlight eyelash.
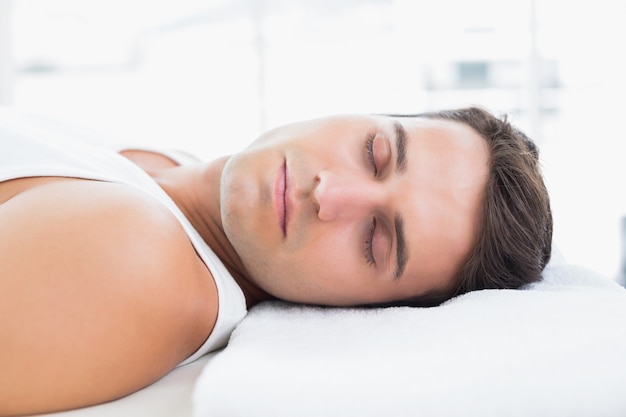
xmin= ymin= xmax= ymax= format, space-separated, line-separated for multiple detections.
xmin=365 ymin=217 xmax=376 ymax=266
xmin=365 ymin=133 xmax=377 ymax=176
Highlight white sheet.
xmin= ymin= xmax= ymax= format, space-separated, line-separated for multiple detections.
xmin=193 ymin=263 xmax=626 ymax=417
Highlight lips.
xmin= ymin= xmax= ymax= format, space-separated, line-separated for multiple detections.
xmin=275 ymin=159 xmax=287 ymax=236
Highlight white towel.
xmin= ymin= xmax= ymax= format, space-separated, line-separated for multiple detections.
xmin=193 ymin=264 xmax=626 ymax=417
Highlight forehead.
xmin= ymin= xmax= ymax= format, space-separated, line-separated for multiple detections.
xmin=393 ymin=116 xmax=489 ymax=294
xmin=400 ymin=117 xmax=488 ymax=179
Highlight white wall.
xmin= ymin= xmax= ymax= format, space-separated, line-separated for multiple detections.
xmin=0 ymin=0 xmax=13 ymax=105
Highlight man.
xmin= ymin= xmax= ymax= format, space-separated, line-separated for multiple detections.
xmin=0 ymin=106 xmax=551 ymax=415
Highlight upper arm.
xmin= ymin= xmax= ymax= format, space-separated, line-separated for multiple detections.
xmin=0 ymin=180 xmax=214 ymax=415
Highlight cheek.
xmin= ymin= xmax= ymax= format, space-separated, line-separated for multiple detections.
xmin=268 ymin=231 xmax=365 ymax=302
xmin=296 ymin=225 xmax=360 ymax=274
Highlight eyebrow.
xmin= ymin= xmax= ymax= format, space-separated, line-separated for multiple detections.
xmin=392 ymin=122 xmax=409 ymax=280
xmin=393 ymin=216 xmax=408 ymax=280
xmin=394 ymin=121 xmax=407 ymax=173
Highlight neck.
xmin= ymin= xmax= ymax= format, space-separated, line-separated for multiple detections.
xmin=152 ymin=158 xmax=273 ymax=308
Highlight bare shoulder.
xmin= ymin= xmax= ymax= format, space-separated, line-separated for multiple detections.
xmin=0 ymin=178 xmax=217 ymax=415
xmin=0 ymin=178 xmax=209 ymax=289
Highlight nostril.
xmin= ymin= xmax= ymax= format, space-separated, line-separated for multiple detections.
xmin=312 ymin=175 xmax=322 ymax=214
xmin=313 ymin=171 xmax=334 ymax=221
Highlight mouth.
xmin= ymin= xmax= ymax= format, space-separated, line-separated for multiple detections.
xmin=275 ymin=159 xmax=288 ymax=237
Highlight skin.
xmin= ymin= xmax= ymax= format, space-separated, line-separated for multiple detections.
xmin=0 ymin=115 xmax=488 ymax=415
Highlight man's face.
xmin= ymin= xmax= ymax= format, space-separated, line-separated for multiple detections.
xmin=220 ymin=115 xmax=489 ymax=306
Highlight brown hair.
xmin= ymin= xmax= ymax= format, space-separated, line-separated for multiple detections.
xmin=391 ymin=107 xmax=553 ymax=307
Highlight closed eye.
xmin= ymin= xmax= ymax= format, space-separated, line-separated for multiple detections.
xmin=365 ymin=132 xmax=377 ymax=176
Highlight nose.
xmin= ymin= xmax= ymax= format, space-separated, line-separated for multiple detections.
xmin=313 ymin=170 xmax=381 ymax=221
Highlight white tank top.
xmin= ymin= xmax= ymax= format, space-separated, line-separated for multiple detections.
xmin=0 ymin=109 xmax=247 ymax=366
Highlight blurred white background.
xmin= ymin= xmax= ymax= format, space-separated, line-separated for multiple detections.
xmin=1 ymin=0 xmax=625 ymax=281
